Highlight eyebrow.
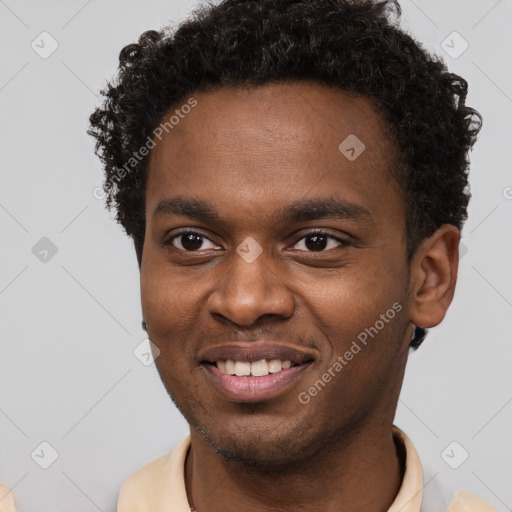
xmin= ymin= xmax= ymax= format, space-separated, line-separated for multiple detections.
xmin=153 ymin=196 xmax=372 ymax=226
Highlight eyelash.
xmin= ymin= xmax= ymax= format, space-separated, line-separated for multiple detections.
xmin=165 ymin=229 xmax=349 ymax=254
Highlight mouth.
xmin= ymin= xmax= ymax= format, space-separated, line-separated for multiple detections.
xmin=199 ymin=342 xmax=316 ymax=402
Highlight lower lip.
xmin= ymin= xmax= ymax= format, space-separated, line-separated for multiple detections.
xmin=203 ymin=363 xmax=311 ymax=402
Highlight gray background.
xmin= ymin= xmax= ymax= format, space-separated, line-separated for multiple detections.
xmin=0 ymin=0 xmax=511 ymax=511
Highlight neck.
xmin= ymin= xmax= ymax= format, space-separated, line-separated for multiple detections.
xmin=185 ymin=421 xmax=405 ymax=512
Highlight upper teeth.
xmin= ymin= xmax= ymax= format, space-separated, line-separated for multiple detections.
xmin=217 ymin=359 xmax=292 ymax=376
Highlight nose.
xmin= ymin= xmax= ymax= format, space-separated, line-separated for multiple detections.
xmin=206 ymin=245 xmax=295 ymax=327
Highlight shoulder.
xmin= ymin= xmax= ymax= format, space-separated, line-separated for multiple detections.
xmin=117 ymin=436 xmax=191 ymax=512
xmin=0 ymin=483 xmax=17 ymax=512
xmin=447 ymin=491 xmax=500 ymax=512
xmin=118 ymin=452 xmax=171 ymax=500
xmin=393 ymin=427 xmax=499 ymax=512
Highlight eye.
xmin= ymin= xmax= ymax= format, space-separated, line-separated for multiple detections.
xmin=290 ymin=232 xmax=347 ymax=252
xmin=168 ymin=231 xmax=220 ymax=252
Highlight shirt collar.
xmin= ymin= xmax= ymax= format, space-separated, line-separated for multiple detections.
xmin=388 ymin=426 xmax=424 ymax=512
xmin=118 ymin=425 xmax=425 ymax=512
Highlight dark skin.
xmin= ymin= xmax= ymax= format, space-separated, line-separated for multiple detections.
xmin=140 ymin=82 xmax=460 ymax=512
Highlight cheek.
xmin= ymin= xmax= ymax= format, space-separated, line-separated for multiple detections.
xmin=298 ymin=260 xmax=404 ymax=335
xmin=140 ymin=260 xmax=197 ymax=347
xmin=300 ymin=270 xmax=408 ymax=407
xmin=140 ymin=267 xmax=204 ymax=396
xmin=295 ymin=268 xmax=408 ymax=398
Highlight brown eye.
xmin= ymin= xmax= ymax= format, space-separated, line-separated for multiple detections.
xmin=169 ymin=232 xmax=219 ymax=252
xmin=291 ymin=232 xmax=347 ymax=252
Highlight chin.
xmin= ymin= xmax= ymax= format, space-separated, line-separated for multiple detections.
xmin=161 ymin=375 xmax=331 ymax=465
xmin=191 ymin=414 xmax=319 ymax=466
xmin=209 ymin=433 xmax=306 ymax=465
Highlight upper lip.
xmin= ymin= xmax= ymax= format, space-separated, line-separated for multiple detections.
xmin=199 ymin=341 xmax=318 ymax=365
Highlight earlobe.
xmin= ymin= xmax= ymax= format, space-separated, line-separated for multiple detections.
xmin=408 ymin=224 xmax=460 ymax=330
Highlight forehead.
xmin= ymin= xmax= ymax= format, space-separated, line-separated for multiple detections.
xmin=146 ymin=81 xmax=403 ymax=226
xmin=150 ymin=81 xmax=391 ymax=159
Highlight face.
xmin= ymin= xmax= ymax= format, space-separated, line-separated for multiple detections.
xmin=141 ymin=82 xmax=413 ymax=464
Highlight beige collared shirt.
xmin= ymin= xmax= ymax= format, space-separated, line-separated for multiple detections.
xmin=0 ymin=483 xmax=16 ymax=512
xmin=0 ymin=427 xmax=498 ymax=512
xmin=116 ymin=426 xmax=499 ymax=512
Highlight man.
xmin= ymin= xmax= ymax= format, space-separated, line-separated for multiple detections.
xmin=86 ymin=0 xmax=492 ymax=511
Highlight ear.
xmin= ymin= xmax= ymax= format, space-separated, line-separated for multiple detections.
xmin=409 ymin=224 xmax=461 ymax=329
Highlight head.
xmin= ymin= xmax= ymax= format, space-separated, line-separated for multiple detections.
xmin=88 ymin=0 xmax=481 ymax=464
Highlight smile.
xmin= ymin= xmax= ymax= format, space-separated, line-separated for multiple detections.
xmin=199 ymin=342 xmax=316 ymax=402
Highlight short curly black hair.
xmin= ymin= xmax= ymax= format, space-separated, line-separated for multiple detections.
xmin=88 ymin=0 xmax=482 ymax=346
